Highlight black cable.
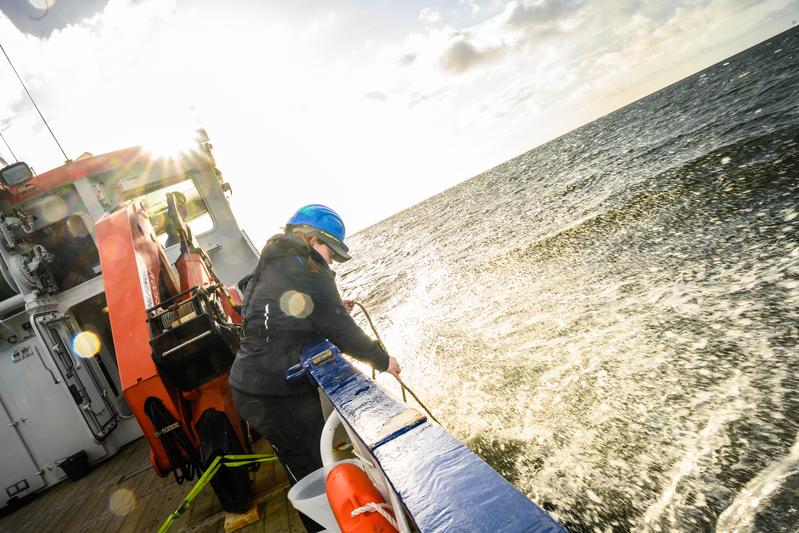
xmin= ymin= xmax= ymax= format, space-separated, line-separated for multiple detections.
xmin=0 ymin=130 xmax=17 ymax=162
xmin=144 ymin=397 xmax=202 ymax=484
xmin=0 ymin=42 xmax=70 ymax=162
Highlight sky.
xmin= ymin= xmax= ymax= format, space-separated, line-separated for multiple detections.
xmin=0 ymin=0 xmax=797 ymax=247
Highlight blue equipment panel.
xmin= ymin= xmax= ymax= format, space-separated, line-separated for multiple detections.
xmin=291 ymin=340 xmax=565 ymax=532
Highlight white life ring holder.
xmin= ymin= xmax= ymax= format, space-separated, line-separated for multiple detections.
xmin=320 ymin=410 xmax=412 ymax=532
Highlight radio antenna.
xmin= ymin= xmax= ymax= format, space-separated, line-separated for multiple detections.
xmin=0 ymin=129 xmax=18 ymax=162
xmin=0 ymin=42 xmax=70 ymax=163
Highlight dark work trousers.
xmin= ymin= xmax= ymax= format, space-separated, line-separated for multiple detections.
xmin=231 ymin=387 xmax=325 ymax=533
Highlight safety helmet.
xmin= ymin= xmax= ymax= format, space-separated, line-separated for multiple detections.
xmin=286 ymin=204 xmax=351 ymax=262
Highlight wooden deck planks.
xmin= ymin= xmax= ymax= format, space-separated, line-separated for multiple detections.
xmin=223 ymin=503 xmax=260 ymax=532
xmin=136 ymin=477 xmax=200 ymax=532
xmin=12 ymin=439 xmax=142 ymax=533
xmin=263 ymin=488 xmax=292 ymax=533
xmin=70 ymin=443 xmax=151 ymax=532
xmin=186 ymin=470 xmax=224 ymax=524
xmin=286 ymin=499 xmax=306 ymax=533
xmin=6 ymin=477 xmax=76 ymax=532
xmin=114 ymin=459 xmax=178 ymax=533
xmin=0 ymin=435 xmax=303 ymax=533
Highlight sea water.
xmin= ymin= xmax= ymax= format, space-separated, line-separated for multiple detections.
xmin=339 ymin=26 xmax=799 ymax=532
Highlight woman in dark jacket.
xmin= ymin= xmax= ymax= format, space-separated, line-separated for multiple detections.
xmin=229 ymin=204 xmax=400 ymax=531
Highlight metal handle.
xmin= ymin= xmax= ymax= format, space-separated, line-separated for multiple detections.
xmin=34 ymin=346 xmax=60 ymax=384
xmin=7 ymin=416 xmax=26 ymax=427
xmin=161 ymin=330 xmax=211 ymax=356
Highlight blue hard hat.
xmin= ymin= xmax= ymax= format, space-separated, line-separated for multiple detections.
xmin=286 ymin=204 xmax=351 ymax=262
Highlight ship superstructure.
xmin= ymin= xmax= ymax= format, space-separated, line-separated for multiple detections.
xmin=0 ymin=133 xmax=258 ymax=508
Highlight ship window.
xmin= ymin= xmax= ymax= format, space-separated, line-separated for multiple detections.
xmin=139 ymin=179 xmax=214 ymax=247
xmin=30 ymin=215 xmax=100 ymax=291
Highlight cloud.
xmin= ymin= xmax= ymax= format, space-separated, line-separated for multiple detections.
xmin=0 ymin=0 xmax=108 ymax=37
xmin=409 ymin=87 xmax=450 ymax=107
xmin=439 ymin=39 xmax=507 ymax=73
xmin=382 ymin=0 xmax=794 ymax=145
xmin=364 ymin=91 xmax=387 ymax=101
xmin=398 ymin=52 xmax=417 ymax=65
xmin=460 ymin=0 xmax=482 ymax=15
xmin=419 ymin=7 xmax=442 ymax=24
xmin=433 ymin=0 xmax=586 ymax=75
xmin=503 ymin=0 xmax=585 ymax=30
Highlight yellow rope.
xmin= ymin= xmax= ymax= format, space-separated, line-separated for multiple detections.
xmin=157 ymin=453 xmax=277 ymax=533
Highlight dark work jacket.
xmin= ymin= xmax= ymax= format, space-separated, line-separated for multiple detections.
xmin=228 ymin=234 xmax=389 ymax=396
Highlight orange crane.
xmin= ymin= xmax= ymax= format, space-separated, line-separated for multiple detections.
xmin=96 ymin=192 xmax=251 ymax=512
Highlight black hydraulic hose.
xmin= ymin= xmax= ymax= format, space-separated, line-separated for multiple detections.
xmin=144 ymin=397 xmax=202 ymax=484
xmin=350 ymin=301 xmax=441 ymax=425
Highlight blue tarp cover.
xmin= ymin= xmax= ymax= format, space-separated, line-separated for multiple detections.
xmin=297 ymin=340 xmax=565 ymax=533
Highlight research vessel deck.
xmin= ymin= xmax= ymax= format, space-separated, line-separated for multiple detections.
xmin=0 ymin=436 xmax=301 ymax=533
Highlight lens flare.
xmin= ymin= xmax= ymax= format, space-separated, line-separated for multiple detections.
xmin=280 ymin=290 xmax=313 ymax=318
xmin=72 ymin=331 xmax=101 ymax=358
xmin=38 ymin=196 xmax=68 ymax=224
xmin=66 ymin=215 xmax=90 ymax=238
xmin=108 ymin=488 xmax=136 ymax=517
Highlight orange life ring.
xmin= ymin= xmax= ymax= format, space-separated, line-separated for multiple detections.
xmin=326 ymin=463 xmax=398 ymax=532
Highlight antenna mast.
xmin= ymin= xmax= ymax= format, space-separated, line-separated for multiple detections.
xmin=0 ymin=130 xmax=17 ymax=162
xmin=0 ymin=42 xmax=70 ymax=163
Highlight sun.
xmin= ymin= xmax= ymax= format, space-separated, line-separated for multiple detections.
xmin=141 ymin=125 xmax=204 ymax=160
